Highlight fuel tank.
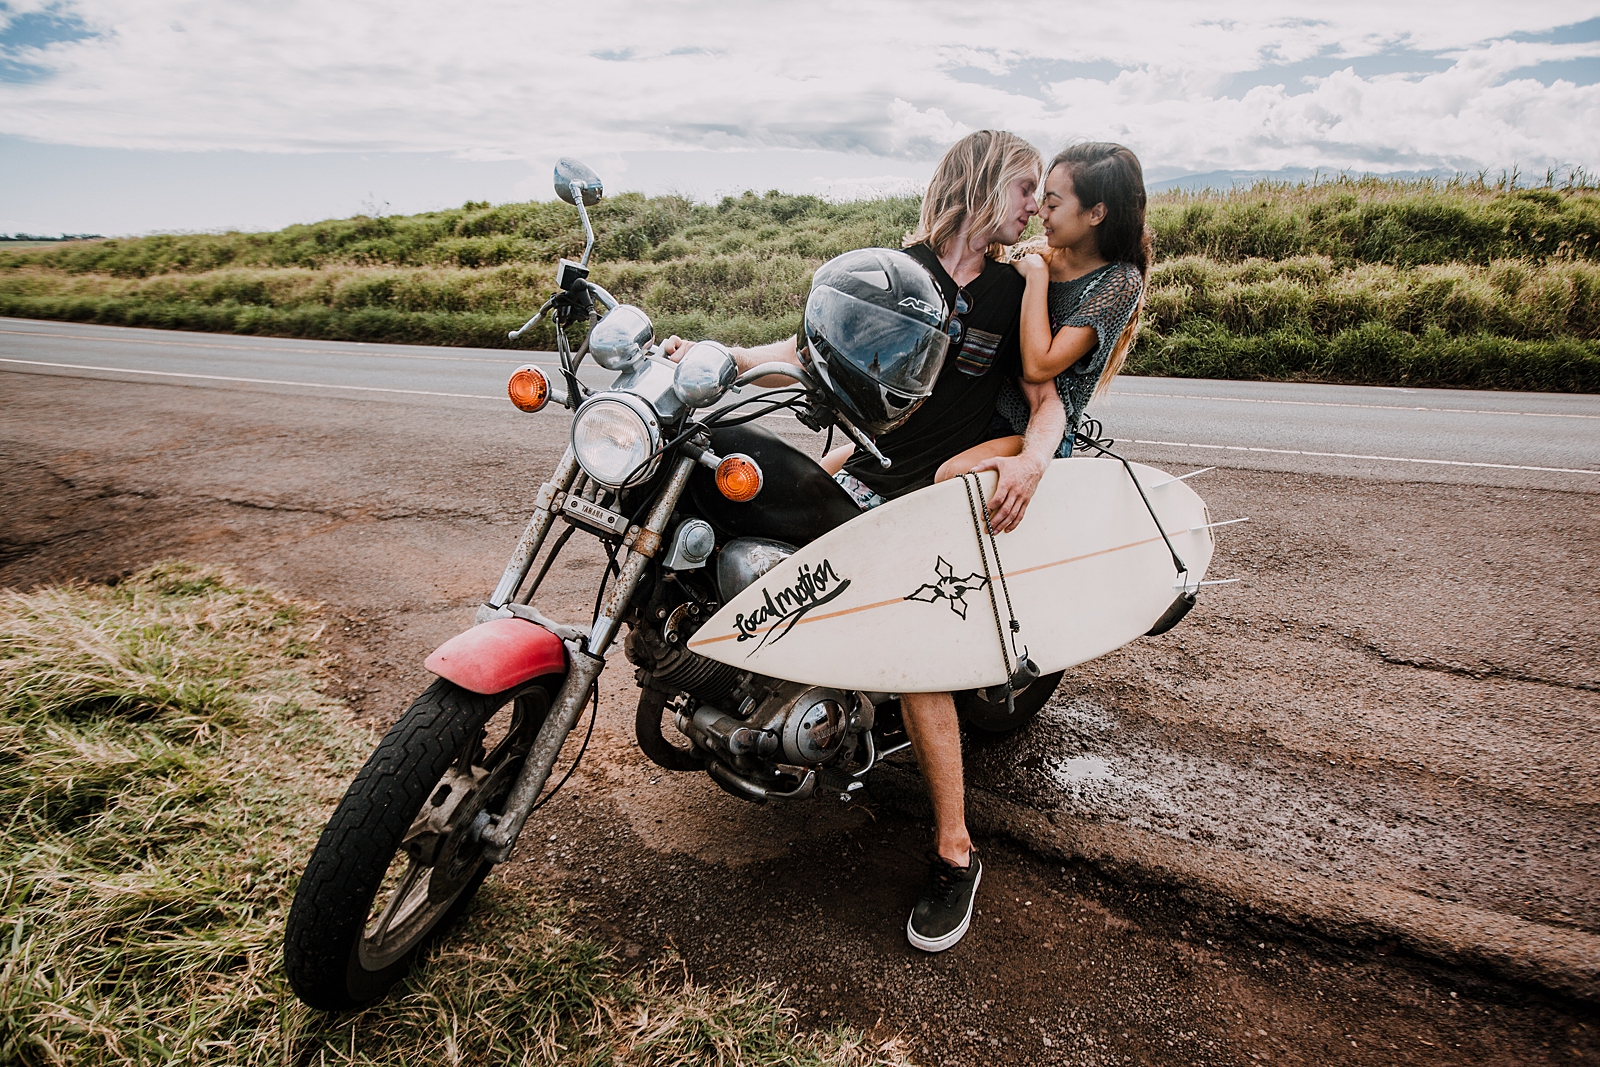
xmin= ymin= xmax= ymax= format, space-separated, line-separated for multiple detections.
xmin=688 ymin=424 xmax=861 ymax=545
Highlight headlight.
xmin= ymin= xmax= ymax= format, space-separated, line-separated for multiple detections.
xmin=571 ymin=393 xmax=661 ymax=488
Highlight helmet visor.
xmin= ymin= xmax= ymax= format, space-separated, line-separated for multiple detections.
xmin=805 ymin=285 xmax=950 ymax=397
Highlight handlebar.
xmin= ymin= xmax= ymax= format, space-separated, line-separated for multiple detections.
xmin=507 ymin=281 xmax=617 ymax=341
xmin=508 ymin=295 xmax=558 ymax=340
xmin=734 ymin=362 xmax=813 ymax=388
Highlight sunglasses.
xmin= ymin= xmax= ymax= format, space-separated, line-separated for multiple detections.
xmin=945 ymin=287 xmax=973 ymax=349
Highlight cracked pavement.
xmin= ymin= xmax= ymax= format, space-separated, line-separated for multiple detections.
xmin=3 ymin=326 xmax=1598 ymax=1064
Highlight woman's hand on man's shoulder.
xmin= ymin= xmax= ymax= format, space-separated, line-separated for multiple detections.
xmin=1013 ymin=253 xmax=1049 ymax=282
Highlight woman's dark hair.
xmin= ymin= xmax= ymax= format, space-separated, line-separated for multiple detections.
xmin=1050 ymin=142 xmax=1153 ymax=395
xmin=1050 ymin=142 xmax=1152 ymax=275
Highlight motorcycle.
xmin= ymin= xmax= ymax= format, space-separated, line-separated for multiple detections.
xmin=282 ymin=158 xmax=1065 ymax=1010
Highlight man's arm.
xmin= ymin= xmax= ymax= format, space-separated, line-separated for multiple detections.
xmin=661 ymin=334 xmax=803 ymax=387
xmin=972 ymin=379 xmax=1065 ymax=533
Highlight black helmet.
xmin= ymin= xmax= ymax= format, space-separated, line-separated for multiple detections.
xmin=798 ymin=247 xmax=950 ymax=436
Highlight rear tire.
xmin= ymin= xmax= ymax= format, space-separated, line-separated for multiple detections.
xmin=954 ymin=670 xmax=1064 ymax=736
xmin=283 ymin=676 xmax=554 ymax=1010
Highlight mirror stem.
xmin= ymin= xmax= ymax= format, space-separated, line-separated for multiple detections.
xmin=573 ymin=187 xmax=596 ymax=267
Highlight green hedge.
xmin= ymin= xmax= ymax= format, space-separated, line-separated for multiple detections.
xmin=4 ymin=178 xmax=1598 ymax=390
xmin=1131 ymin=322 xmax=1600 ymax=391
xmin=4 ymin=180 xmax=1597 ymax=279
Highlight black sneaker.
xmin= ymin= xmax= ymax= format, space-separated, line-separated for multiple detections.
xmin=907 ymin=851 xmax=982 ymax=952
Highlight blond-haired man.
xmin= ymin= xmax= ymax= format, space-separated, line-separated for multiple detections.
xmin=667 ymin=131 xmax=1065 ymax=951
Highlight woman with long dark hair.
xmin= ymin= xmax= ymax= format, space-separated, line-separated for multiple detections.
xmin=1007 ymin=142 xmax=1151 ymax=449
xmin=936 ymin=141 xmax=1151 ymax=474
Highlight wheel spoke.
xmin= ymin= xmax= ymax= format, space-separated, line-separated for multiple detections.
xmin=367 ymin=857 xmax=426 ymax=947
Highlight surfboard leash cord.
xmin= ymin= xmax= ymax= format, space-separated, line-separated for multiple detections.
xmin=1073 ymin=419 xmax=1190 ymax=580
xmin=960 ymin=472 xmax=1039 ymax=711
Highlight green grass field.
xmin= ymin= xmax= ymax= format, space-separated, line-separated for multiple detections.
xmin=3 ymin=176 xmax=1597 ymax=390
xmin=0 ymin=563 xmax=908 ymax=1067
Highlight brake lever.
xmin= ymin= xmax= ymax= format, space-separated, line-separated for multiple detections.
xmin=831 ymin=410 xmax=891 ymax=468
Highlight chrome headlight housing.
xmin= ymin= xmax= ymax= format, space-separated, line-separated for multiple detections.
xmin=570 ymin=392 xmax=661 ymax=488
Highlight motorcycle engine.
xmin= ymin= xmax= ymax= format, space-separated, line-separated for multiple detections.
xmin=626 ymin=536 xmax=870 ymax=783
xmin=675 ymin=680 xmax=861 ymax=768
xmin=761 ymin=682 xmax=854 ymax=764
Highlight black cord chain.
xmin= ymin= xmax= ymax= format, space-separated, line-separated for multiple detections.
xmin=977 ymin=485 xmax=1027 ymax=664
xmin=518 ymin=524 xmax=576 ymax=604
xmin=525 ymin=521 xmax=615 ymax=814
xmin=1072 ymin=418 xmax=1188 ymax=578
xmin=960 ymin=473 xmax=1013 ymax=684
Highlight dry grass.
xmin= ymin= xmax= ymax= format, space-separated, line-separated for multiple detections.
xmin=0 ymin=563 xmax=911 ymax=1067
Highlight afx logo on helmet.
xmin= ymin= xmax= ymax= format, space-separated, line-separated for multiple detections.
xmin=798 ymin=248 xmax=951 ymax=436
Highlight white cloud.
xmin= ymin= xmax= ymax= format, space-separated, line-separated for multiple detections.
xmin=1 ymin=0 xmax=1597 ymax=179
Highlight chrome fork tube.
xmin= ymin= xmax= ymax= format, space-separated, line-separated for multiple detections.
xmin=487 ymin=448 xmax=580 ymax=610
xmin=588 ymin=454 xmax=696 ymax=650
xmin=478 ymin=454 xmax=697 ymax=861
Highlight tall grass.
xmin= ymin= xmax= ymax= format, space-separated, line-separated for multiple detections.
xmin=2 ymin=177 xmax=1598 ymax=388
xmin=1149 ymin=178 xmax=1600 ymax=266
xmin=0 ymin=563 xmax=907 ymax=1066
xmin=3 ymin=178 xmax=1593 ymax=279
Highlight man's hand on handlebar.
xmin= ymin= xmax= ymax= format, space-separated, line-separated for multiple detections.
xmin=659 ymin=335 xmax=691 ymax=361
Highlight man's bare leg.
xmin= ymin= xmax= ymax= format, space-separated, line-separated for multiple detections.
xmin=900 ymin=690 xmax=973 ymax=866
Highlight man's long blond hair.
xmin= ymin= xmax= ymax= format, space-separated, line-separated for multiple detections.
xmin=904 ymin=131 xmax=1043 ymax=260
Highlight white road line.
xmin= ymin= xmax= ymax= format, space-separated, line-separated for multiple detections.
xmin=0 ymin=327 xmax=532 ymax=364
xmin=1131 ymin=439 xmax=1600 ymax=476
xmin=10 ymin=355 xmax=1595 ymax=475
xmin=1112 ymin=390 xmax=1599 ymax=420
xmin=0 ymin=357 xmax=502 ymax=400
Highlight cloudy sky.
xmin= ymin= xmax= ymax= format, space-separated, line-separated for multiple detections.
xmin=2 ymin=0 xmax=1598 ymax=234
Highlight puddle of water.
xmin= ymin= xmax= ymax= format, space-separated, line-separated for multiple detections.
xmin=1053 ymin=755 xmax=1115 ymax=784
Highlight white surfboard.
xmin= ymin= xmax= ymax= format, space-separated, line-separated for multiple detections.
xmin=685 ymin=457 xmax=1217 ymax=693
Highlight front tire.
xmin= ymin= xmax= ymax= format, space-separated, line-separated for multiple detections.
xmin=284 ymin=676 xmax=554 ymax=1010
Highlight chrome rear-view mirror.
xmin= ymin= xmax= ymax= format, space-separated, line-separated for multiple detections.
xmin=554 ymin=157 xmax=603 ymax=206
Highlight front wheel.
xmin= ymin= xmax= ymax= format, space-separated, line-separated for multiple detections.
xmin=283 ymin=676 xmax=555 ymax=1010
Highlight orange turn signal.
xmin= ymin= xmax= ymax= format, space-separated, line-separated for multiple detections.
xmin=715 ymin=453 xmax=763 ymax=502
xmin=508 ymin=365 xmax=550 ymax=412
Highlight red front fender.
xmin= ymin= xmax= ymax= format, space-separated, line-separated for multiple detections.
xmin=424 ymin=617 xmax=569 ymax=695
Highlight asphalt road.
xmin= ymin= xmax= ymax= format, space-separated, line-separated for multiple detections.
xmin=3 ymin=317 xmax=1597 ymax=1064
xmin=3 ymin=316 xmax=1597 ymax=492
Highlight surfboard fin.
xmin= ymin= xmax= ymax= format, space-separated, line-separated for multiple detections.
xmin=1145 ymin=592 xmax=1197 ymax=637
xmin=1188 ymin=516 xmax=1249 ymax=532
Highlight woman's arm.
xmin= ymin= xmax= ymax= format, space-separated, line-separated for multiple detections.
xmin=1014 ymin=253 xmax=1100 ymax=383
xmin=1024 ymin=325 xmax=1097 ymax=384
xmin=1014 ymin=254 xmax=1053 ymax=370
xmin=1027 ymin=265 xmax=1145 ymax=383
